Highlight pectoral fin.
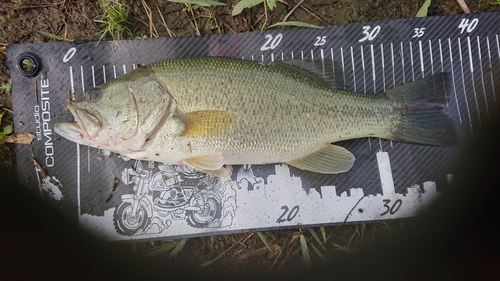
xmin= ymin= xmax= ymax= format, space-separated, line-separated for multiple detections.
xmin=182 ymin=152 xmax=224 ymax=171
xmin=182 ymin=153 xmax=231 ymax=180
xmin=181 ymin=110 xmax=232 ymax=137
xmin=287 ymin=144 xmax=355 ymax=174
xmin=201 ymin=167 xmax=231 ymax=180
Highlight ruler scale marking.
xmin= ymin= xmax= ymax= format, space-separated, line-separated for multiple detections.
xmin=467 ymin=37 xmax=482 ymax=128
xmin=477 ymin=36 xmax=490 ymax=122
xmin=419 ymin=40 xmax=424 ymax=78
xmin=351 ymin=46 xmax=356 ymax=92
xmin=401 ymin=42 xmax=405 ymax=84
xmin=458 ymin=37 xmax=474 ymax=135
xmin=429 ymin=40 xmax=434 ymax=75
xmin=486 ymin=36 xmax=497 ymax=111
xmin=410 ymin=41 xmax=415 ymax=81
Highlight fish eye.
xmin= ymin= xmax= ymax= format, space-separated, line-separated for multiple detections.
xmin=87 ymin=88 xmax=103 ymax=103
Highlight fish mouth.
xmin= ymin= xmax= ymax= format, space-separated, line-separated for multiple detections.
xmin=54 ymin=102 xmax=102 ymax=140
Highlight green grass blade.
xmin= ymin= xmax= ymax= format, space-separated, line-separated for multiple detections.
xmin=38 ymin=31 xmax=64 ymax=41
xmin=169 ymin=238 xmax=188 ymax=258
xmin=257 ymin=232 xmax=272 ymax=253
xmin=360 ymin=223 xmax=366 ymax=239
xmin=310 ymin=242 xmax=329 ymax=264
xmin=232 ymin=0 xmax=264 ymax=16
xmin=308 ymin=228 xmax=325 ymax=251
xmin=299 ymin=234 xmax=312 ymax=268
xmin=333 ymin=243 xmax=358 ymax=255
xmin=415 ymin=0 xmax=431 ymax=17
xmin=130 ymin=243 xmax=137 ymax=254
xmin=267 ymin=21 xmax=324 ymax=29
xmin=145 ymin=241 xmax=179 ymax=257
xmin=169 ymin=0 xmax=226 ymax=7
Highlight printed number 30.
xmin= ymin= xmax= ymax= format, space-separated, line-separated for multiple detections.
xmin=359 ymin=25 xmax=381 ymax=42
xmin=380 ymin=199 xmax=402 ymax=216
xmin=276 ymin=205 xmax=299 ymax=223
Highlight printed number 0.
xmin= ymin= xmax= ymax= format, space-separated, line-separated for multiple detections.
xmin=63 ymin=47 xmax=76 ymax=63
xmin=261 ymin=33 xmax=283 ymax=51
xmin=380 ymin=199 xmax=402 ymax=216
xmin=359 ymin=25 xmax=381 ymax=42
xmin=276 ymin=205 xmax=299 ymax=223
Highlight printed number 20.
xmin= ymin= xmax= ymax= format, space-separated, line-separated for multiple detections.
xmin=276 ymin=205 xmax=299 ymax=223
xmin=261 ymin=33 xmax=283 ymax=51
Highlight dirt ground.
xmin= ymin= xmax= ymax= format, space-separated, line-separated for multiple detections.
xmin=1 ymin=0 xmax=499 ymax=275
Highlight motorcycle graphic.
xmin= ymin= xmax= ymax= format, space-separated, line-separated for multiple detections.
xmin=114 ymin=160 xmax=229 ymax=236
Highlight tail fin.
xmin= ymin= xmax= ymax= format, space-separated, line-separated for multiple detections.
xmin=386 ymin=73 xmax=457 ymax=146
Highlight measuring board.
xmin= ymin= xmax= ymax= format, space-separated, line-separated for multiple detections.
xmin=7 ymin=12 xmax=500 ymax=241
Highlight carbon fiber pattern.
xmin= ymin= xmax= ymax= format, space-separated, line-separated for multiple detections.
xmin=7 ymin=12 xmax=500 ymax=223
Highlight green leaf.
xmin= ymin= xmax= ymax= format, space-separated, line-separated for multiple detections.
xmin=267 ymin=21 xmax=324 ymax=29
xmin=3 ymin=125 xmax=13 ymax=135
xmin=415 ymin=0 xmax=431 ymax=17
xmin=257 ymin=232 xmax=272 ymax=253
xmin=232 ymin=0 xmax=264 ymax=16
xmin=0 ymin=82 xmax=11 ymax=92
xmin=299 ymin=234 xmax=312 ymax=268
xmin=38 ymin=31 xmax=64 ymax=41
xmin=22 ymin=58 xmax=35 ymax=67
xmin=169 ymin=0 xmax=226 ymax=7
xmin=266 ymin=0 xmax=277 ymax=10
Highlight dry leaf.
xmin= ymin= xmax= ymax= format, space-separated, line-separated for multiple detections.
xmin=1 ymin=132 xmax=36 ymax=144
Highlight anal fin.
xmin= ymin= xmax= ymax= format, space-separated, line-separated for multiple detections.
xmin=287 ymin=144 xmax=355 ymax=174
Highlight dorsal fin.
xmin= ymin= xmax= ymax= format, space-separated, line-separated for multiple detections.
xmin=274 ymin=59 xmax=347 ymax=90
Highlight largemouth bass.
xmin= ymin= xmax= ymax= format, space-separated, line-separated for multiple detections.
xmin=54 ymin=57 xmax=456 ymax=179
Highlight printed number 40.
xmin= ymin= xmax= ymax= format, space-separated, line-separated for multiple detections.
xmin=458 ymin=18 xmax=479 ymax=35
xmin=276 ymin=205 xmax=299 ymax=223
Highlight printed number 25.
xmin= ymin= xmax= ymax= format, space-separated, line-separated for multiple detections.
xmin=314 ymin=36 xmax=327 ymax=46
